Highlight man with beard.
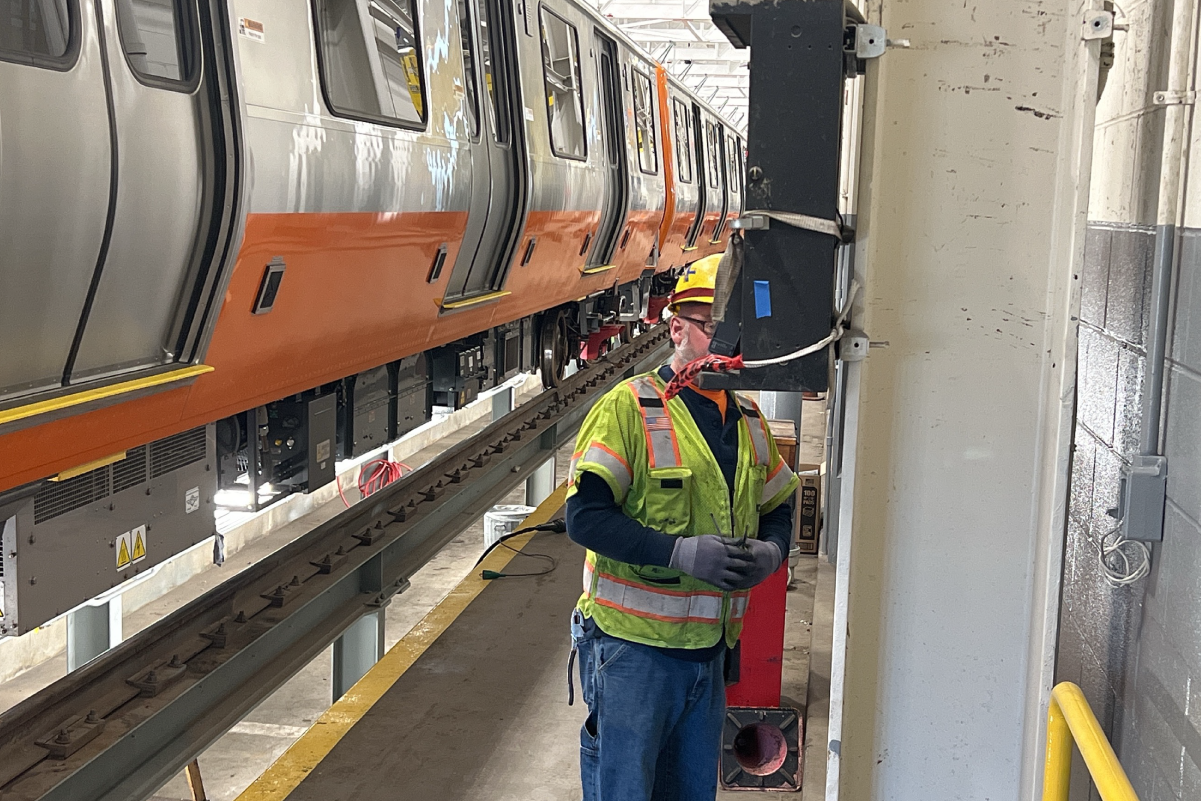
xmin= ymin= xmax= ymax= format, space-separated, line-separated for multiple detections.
xmin=565 ymin=253 xmax=798 ymax=800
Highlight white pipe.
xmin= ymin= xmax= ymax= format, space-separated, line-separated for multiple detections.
xmin=1156 ymin=0 xmax=1198 ymax=231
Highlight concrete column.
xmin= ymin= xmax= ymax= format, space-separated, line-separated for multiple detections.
xmin=66 ymin=596 xmax=122 ymax=672
xmin=828 ymin=0 xmax=1099 ymax=795
xmin=491 ymin=386 xmax=515 ymax=422
xmin=332 ymin=609 xmax=385 ymax=701
xmin=525 ymin=455 xmax=557 ymax=507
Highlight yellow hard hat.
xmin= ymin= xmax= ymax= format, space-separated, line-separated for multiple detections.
xmin=670 ymin=254 xmax=720 ymax=309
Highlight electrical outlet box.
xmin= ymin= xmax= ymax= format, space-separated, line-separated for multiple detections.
xmin=1120 ymin=455 xmax=1167 ymax=542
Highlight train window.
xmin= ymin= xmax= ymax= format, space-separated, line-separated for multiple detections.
xmin=1 ymin=0 xmax=72 ymax=63
xmin=115 ymin=0 xmax=197 ymax=85
xmin=477 ymin=0 xmax=507 ymax=143
xmin=632 ymin=69 xmax=658 ymax=174
xmin=456 ymin=0 xmax=480 ymax=137
xmin=726 ymin=134 xmax=741 ymax=193
xmin=706 ymin=122 xmax=721 ymax=189
xmin=538 ymin=7 xmax=586 ymax=160
xmin=672 ymin=99 xmax=692 ymax=183
xmin=315 ymin=0 xmax=427 ymax=128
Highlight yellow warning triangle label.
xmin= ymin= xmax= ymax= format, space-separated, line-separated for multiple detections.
xmin=117 ymin=539 xmax=132 ymax=570
xmin=132 ymin=530 xmax=146 ymax=562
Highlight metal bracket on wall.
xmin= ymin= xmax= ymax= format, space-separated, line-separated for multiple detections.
xmin=843 ymin=24 xmax=909 ymax=59
xmin=851 ymin=24 xmax=886 ymax=58
xmin=1154 ymin=89 xmax=1196 ymax=105
xmin=840 ymin=330 xmax=870 ymax=363
xmin=841 ymin=24 xmax=909 ymax=77
xmin=1082 ymin=10 xmax=1116 ymax=39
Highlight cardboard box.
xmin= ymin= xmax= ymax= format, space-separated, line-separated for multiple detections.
xmin=795 ymin=463 xmax=822 ymax=554
xmin=766 ymin=419 xmax=798 ymax=469
xmin=766 ymin=419 xmax=820 ymax=554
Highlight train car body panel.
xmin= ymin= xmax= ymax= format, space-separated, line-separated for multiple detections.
xmin=0 ymin=0 xmax=743 ymax=497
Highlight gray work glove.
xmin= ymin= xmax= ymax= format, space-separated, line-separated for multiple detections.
xmin=727 ymin=539 xmax=784 ymax=590
xmin=669 ymin=535 xmax=754 ymax=591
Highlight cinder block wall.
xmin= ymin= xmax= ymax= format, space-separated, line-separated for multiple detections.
xmin=1056 ymin=0 xmax=1201 ymax=797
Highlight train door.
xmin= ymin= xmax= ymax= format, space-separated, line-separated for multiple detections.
xmin=443 ymin=0 xmax=529 ymax=301
xmin=66 ymin=0 xmax=240 ymax=383
xmin=0 ymin=2 xmax=112 ymax=399
xmin=584 ymin=31 xmax=629 ymax=270
xmin=684 ymin=103 xmax=708 ymax=249
xmin=451 ymin=0 xmax=490 ymax=291
xmin=710 ymin=120 xmax=731 ymax=243
xmin=728 ymin=131 xmax=745 ymax=216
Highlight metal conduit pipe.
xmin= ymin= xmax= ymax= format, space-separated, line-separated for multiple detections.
xmin=1123 ymin=0 xmax=1200 ymax=543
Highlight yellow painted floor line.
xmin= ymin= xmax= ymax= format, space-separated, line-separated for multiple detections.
xmin=236 ymin=483 xmax=570 ymax=801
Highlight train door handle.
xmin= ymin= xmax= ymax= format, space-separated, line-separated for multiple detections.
xmin=620 ymin=226 xmax=632 ymax=250
xmin=579 ymin=231 xmax=593 ymax=256
xmin=521 ymin=237 xmax=538 ymax=266
xmin=427 ymin=243 xmax=448 ymax=283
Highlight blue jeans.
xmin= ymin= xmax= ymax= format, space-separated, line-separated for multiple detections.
xmin=573 ymin=614 xmax=726 ymax=801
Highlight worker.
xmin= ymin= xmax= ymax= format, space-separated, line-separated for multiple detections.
xmin=566 ymin=253 xmax=798 ymax=800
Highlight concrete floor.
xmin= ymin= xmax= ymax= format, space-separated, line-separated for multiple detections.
xmin=2 ymin=388 xmax=830 ymax=801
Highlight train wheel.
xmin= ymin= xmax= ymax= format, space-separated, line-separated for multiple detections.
xmin=539 ymin=310 xmax=570 ymax=389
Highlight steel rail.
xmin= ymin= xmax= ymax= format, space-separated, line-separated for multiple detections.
xmin=0 ymin=327 xmax=670 ymax=801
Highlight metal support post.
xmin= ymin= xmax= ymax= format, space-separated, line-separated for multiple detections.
xmin=66 ymin=596 xmax=122 ymax=672
xmin=525 ymin=455 xmax=557 ymax=506
xmin=492 ymin=385 xmax=515 ymax=422
xmin=331 ymin=609 xmax=385 ymax=701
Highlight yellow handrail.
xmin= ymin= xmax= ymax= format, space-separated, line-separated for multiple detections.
xmin=1043 ymin=682 xmax=1139 ymax=801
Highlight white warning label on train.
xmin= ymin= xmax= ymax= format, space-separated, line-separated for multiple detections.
xmin=185 ymin=487 xmax=200 ymax=514
xmin=239 ymin=18 xmax=265 ymax=43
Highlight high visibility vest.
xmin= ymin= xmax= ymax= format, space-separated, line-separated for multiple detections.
xmin=568 ymin=371 xmax=798 ymax=650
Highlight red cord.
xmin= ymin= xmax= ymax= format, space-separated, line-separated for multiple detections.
xmin=339 ymin=458 xmax=412 ymax=507
xmin=663 ymin=354 xmax=745 ymax=400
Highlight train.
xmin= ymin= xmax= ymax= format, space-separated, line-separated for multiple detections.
xmin=0 ymin=0 xmax=745 ymax=634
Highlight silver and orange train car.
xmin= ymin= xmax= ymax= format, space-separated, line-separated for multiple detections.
xmin=0 ymin=0 xmax=745 ymax=633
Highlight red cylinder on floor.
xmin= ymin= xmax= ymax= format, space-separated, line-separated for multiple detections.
xmin=725 ymin=562 xmax=789 ymax=707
